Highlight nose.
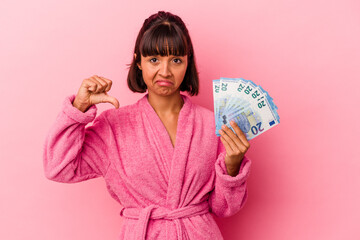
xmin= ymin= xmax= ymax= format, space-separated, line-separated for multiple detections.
xmin=158 ymin=61 xmax=171 ymax=78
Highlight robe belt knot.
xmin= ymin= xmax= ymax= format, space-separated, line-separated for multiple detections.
xmin=119 ymin=201 xmax=210 ymax=240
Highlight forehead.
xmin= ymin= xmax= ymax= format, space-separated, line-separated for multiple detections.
xmin=139 ymin=23 xmax=188 ymax=57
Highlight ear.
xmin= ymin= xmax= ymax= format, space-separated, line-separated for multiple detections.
xmin=134 ymin=53 xmax=142 ymax=70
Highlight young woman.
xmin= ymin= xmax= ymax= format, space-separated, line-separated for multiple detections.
xmin=43 ymin=11 xmax=251 ymax=240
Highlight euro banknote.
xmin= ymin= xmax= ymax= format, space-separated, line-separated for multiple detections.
xmin=213 ymin=77 xmax=280 ymax=140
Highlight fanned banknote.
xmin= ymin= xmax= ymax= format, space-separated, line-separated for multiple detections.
xmin=213 ymin=77 xmax=280 ymax=140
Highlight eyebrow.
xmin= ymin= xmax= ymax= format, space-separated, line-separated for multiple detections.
xmin=144 ymin=55 xmax=186 ymax=57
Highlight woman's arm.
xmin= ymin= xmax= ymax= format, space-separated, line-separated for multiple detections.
xmin=43 ymin=94 xmax=112 ymax=183
xmin=208 ymin=141 xmax=251 ymax=218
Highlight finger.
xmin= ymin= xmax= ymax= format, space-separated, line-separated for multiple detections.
xmin=93 ymin=75 xmax=107 ymax=92
xmin=93 ymin=75 xmax=107 ymax=85
xmin=230 ymin=120 xmax=250 ymax=148
xmin=102 ymin=78 xmax=113 ymax=92
xmin=98 ymin=76 xmax=113 ymax=92
xmin=83 ymin=78 xmax=98 ymax=92
xmin=225 ymin=125 xmax=247 ymax=152
xmin=221 ymin=125 xmax=247 ymax=153
xmin=219 ymin=128 xmax=235 ymax=153
xmin=219 ymin=132 xmax=234 ymax=154
xmin=101 ymin=93 xmax=120 ymax=109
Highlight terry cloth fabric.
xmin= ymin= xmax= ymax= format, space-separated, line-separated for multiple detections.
xmin=43 ymin=93 xmax=251 ymax=240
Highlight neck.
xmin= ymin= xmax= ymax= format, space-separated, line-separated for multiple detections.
xmin=147 ymin=91 xmax=184 ymax=116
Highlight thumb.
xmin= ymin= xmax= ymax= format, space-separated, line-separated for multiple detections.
xmin=102 ymin=93 xmax=120 ymax=109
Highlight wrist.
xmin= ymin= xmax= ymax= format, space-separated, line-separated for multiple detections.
xmin=72 ymin=99 xmax=91 ymax=113
xmin=224 ymin=156 xmax=243 ymax=177
xmin=226 ymin=164 xmax=240 ymax=177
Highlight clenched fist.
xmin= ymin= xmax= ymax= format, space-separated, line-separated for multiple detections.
xmin=73 ymin=75 xmax=120 ymax=112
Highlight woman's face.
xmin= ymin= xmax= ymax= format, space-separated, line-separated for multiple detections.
xmin=137 ymin=54 xmax=188 ymax=97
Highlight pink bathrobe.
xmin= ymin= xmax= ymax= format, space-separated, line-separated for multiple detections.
xmin=43 ymin=93 xmax=251 ymax=240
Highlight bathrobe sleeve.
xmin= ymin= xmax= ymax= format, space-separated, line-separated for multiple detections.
xmin=43 ymin=94 xmax=111 ymax=183
xmin=208 ymin=140 xmax=251 ymax=218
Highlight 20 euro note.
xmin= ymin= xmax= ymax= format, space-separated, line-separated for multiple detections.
xmin=213 ymin=78 xmax=280 ymax=140
xmin=218 ymin=97 xmax=279 ymax=140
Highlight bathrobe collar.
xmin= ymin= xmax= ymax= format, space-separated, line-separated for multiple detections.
xmin=139 ymin=93 xmax=195 ymax=207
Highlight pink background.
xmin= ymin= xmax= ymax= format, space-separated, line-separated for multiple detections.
xmin=1 ymin=0 xmax=359 ymax=239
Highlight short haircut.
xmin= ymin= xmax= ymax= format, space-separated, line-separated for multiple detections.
xmin=127 ymin=11 xmax=199 ymax=96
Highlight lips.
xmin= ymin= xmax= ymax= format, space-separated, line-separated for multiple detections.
xmin=155 ymin=80 xmax=174 ymax=86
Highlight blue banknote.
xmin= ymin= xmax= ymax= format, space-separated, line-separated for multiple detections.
xmin=213 ymin=77 xmax=280 ymax=140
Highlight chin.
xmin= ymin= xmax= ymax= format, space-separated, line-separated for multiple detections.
xmin=151 ymin=88 xmax=179 ymax=96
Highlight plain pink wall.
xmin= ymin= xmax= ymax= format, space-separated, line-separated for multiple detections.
xmin=1 ymin=0 xmax=359 ymax=239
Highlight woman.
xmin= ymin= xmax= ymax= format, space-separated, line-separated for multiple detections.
xmin=43 ymin=11 xmax=251 ymax=240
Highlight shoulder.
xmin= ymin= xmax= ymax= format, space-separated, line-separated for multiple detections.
xmin=192 ymin=103 xmax=213 ymax=116
xmin=97 ymin=100 xmax=139 ymax=124
xmin=191 ymin=101 xmax=215 ymax=126
xmin=189 ymin=100 xmax=219 ymax=149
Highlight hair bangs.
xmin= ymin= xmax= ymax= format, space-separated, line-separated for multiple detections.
xmin=139 ymin=23 xmax=188 ymax=57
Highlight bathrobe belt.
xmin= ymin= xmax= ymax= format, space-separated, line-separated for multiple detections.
xmin=119 ymin=201 xmax=210 ymax=239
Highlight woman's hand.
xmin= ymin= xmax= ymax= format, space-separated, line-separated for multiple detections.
xmin=219 ymin=120 xmax=250 ymax=177
xmin=73 ymin=75 xmax=120 ymax=112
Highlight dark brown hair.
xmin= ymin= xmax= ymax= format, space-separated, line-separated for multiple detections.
xmin=127 ymin=11 xmax=199 ymax=96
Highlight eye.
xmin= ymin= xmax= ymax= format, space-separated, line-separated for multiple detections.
xmin=150 ymin=58 xmax=158 ymax=63
xmin=173 ymin=58 xmax=182 ymax=64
